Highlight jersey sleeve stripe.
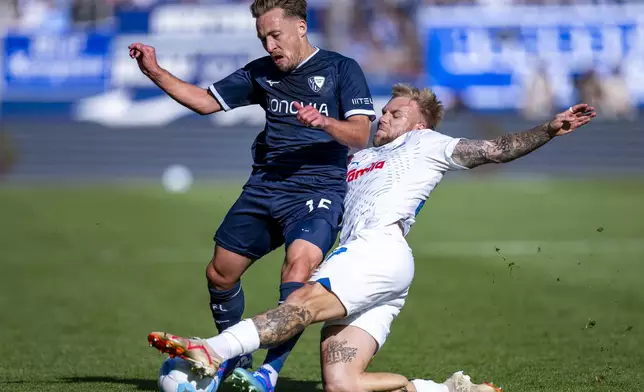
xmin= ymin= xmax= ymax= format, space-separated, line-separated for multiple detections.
xmin=345 ymin=109 xmax=376 ymax=120
xmin=208 ymin=85 xmax=232 ymax=112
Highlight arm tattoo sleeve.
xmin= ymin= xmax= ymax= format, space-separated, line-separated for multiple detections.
xmin=322 ymin=339 xmax=358 ymax=365
xmin=451 ymin=123 xmax=553 ymax=169
xmin=251 ymin=304 xmax=313 ymax=348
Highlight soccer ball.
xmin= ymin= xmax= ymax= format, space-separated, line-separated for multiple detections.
xmin=158 ymin=357 xmax=218 ymax=392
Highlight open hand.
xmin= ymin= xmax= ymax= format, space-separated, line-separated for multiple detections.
xmin=547 ymin=104 xmax=597 ymax=137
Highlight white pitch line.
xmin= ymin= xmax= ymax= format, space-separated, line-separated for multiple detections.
xmin=414 ymin=238 xmax=644 ymax=257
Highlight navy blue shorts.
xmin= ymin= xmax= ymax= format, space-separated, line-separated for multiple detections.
xmin=214 ymin=185 xmax=344 ymax=260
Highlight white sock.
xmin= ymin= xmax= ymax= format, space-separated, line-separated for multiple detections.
xmin=206 ymin=319 xmax=260 ymax=360
xmin=261 ymin=364 xmax=279 ymax=386
xmin=412 ymin=379 xmax=449 ymax=392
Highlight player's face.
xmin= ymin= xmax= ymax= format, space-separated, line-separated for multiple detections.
xmin=256 ymin=8 xmax=306 ymax=72
xmin=373 ymin=97 xmax=425 ymax=147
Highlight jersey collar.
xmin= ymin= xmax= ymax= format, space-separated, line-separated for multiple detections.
xmin=295 ymin=47 xmax=320 ymax=70
xmin=376 ymin=132 xmax=408 ymax=151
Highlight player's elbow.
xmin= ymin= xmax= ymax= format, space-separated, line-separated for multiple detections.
xmin=193 ymin=106 xmax=217 ymax=116
xmin=347 ymin=119 xmax=371 ymax=149
xmin=360 ymin=131 xmax=371 ymax=148
xmin=192 ymin=89 xmax=222 ymax=115
xmin=350 ymin=130 xmax=370 ymax=149
xmin=194 ymin=103 xmax=221 ymax=116
xmin=348 ymin=140 xmax=368 ymax=150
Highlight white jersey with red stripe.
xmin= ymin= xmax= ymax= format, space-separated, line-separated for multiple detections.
xmin=339 ymin=130 xmax=468 ymax=245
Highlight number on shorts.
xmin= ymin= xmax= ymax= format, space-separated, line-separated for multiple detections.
xmin=306 ymin=198 xmax=331 ymax=212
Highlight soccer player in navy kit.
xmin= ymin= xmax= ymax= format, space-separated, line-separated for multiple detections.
xmin=129 ymin=0 xmax=375 ymax=390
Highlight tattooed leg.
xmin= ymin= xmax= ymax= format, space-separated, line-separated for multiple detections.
xmin=252 ymin=304 xmax=313 ymax=347
xmin=251 ymin=282 xmax=346 ymax=348
xmin=321 ymin=325 xmax=412 ymax=392
xmin=199 ymin=282 xmax=343 ymax=363
xmin=358 ymin=373 xmax=415 ymax=392
xmin=323 ymin=339 xmax=359 ymax=365
xmin=319 ymin=326 xmax=449 ymax=392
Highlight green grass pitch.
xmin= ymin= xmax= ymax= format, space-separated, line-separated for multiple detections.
xmin=1 ymin=178 xmax=643 ymax=392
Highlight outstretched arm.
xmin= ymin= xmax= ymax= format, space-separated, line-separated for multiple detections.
xmin=129 ymin=43 xmax=221 ymax=115
xmin=451 ymin=104 xmax=596 ymax=169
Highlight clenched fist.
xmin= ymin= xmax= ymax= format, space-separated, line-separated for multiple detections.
xmin=129 ymin=43 xmax=162 ymax=78
xmin=293 ymin=102 xmax=329 ymax=129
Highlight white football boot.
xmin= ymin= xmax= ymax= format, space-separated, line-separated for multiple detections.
xmin=443 ymin=371 xmax=502 ymax=392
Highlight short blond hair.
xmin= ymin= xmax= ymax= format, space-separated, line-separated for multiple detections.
xmin=391 ymin=83 xmax=444 ymax=129
xmin=250 ymin=0 xmax=307 ymax=20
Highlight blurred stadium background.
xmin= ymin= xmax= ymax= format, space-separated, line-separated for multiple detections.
xmin=1 ymin=0 xmax=644 ymax=391
xmin=1 ymin=0 xmax=644 ymax=179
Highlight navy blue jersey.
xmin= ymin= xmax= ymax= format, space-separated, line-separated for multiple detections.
xmin=208 ymin=48 xmax=375 ymax=192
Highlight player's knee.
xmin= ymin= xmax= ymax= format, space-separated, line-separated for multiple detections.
xmin=205 ymin=258 xmax=238 ymax=290
xmin=282 ymin=260 xmax=314 ymax=282
xmin=283 ymin=241 xmax=323 ymax=282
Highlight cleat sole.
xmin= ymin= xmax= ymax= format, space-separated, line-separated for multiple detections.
xmin=231 ymin=373 xmax=263 ymax=392
xmin=230 ymin=369 xmax=270 ymax=392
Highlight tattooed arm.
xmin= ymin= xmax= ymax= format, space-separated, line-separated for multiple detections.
xmin=451 ymin=123 xmax=553 ymax=168
xmin=451 ymin=104 xmax=596 ymax=169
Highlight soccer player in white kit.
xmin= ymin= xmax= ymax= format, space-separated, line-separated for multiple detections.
xmin=148 ymin=84 xmax=596 ymax=392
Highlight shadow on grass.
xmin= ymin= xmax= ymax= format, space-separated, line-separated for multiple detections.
xmin=227 ymin=378 xmax=321 ymax=392
xmin=52 ymin=376 xmax=321 ymax=391
xmin=60 ymin=376 xmax=158 ymax=390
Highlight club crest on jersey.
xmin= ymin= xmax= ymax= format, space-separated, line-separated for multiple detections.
xmin=308 ymin=76 xmax=326 ymax=92
xmin=347 ymin=161 xmax=385 ymax=182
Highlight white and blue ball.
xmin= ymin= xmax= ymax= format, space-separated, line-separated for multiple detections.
xmin=158 ymin=357 xmax=217 ymax=392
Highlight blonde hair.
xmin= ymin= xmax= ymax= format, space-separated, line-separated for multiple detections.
xmin=391 ymin=83 xmax=444 ymax=129
xmin=250 ymin=0 xmax=307 ymax=20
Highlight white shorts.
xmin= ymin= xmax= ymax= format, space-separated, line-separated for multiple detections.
xmin=310 ymin=225 xmax=415 ymax=349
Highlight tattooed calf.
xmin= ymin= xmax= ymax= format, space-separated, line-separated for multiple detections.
xmin=252 ymin=304 xmax=313 ymax=347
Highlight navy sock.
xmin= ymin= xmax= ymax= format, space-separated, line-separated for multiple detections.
xmin=261 ymin=282 xmax=306 ymax=375
xmin=208 ymin=280 xmax=245 ymax=334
